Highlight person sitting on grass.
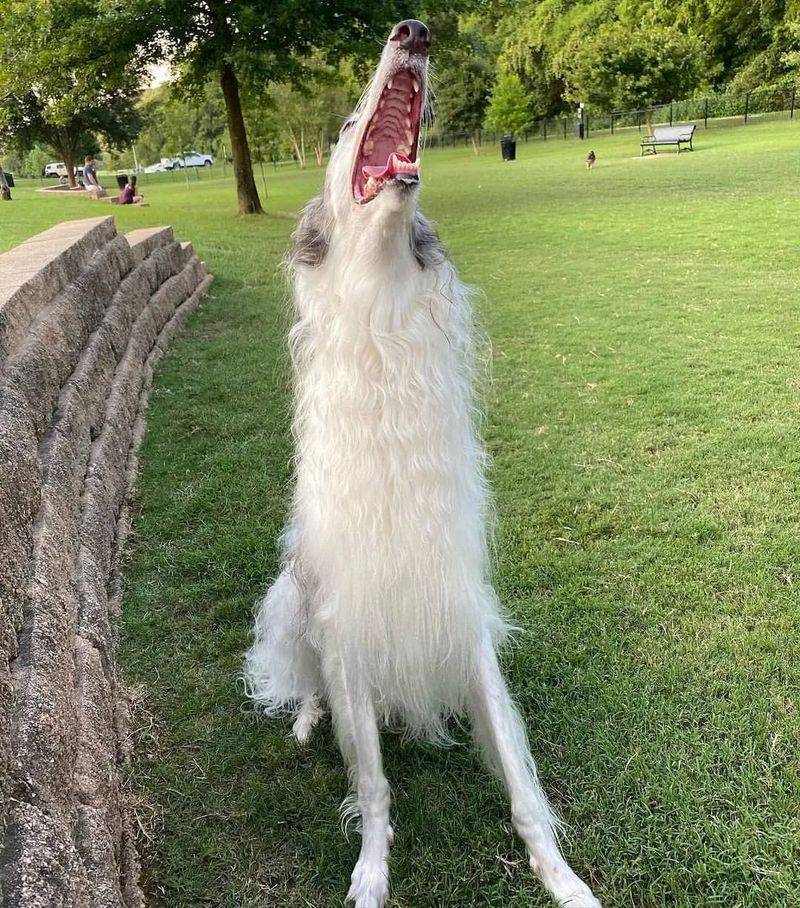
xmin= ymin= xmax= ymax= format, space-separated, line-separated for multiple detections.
xmin=118 ymin=174 xmax=144 ymax=205
xmin=83 ymin=156 xmax=106 ymax=197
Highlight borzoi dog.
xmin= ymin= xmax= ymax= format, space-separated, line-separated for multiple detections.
xmin=244 ymin=19 xmax=600 ymax=908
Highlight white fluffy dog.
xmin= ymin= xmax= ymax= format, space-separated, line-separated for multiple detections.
xmin=244 ymin=19 xmax=600 ymax=908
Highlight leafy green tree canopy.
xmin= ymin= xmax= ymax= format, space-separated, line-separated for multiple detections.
xmin=557 ymin=23 xmax=710 ymax=110
xmin=0 ymin=0 xmax=146 ymax=185
xmin=435 ymin=16 xmax=496 ymax=151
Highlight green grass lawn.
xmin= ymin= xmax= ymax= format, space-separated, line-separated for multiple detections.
xmin=3 ymin=121 xmax=800 ymax=907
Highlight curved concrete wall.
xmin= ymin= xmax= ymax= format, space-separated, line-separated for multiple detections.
xmin=0 ymin=217 xmax=212 ymax=906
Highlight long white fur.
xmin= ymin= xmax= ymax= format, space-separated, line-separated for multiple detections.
xmin=243 ymin=24 xmax=601 ymax=908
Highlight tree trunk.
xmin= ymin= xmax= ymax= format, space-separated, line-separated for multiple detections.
xmin=288 ymin=129 xmax=306 ymax=168
xmin=219 ymin=62 xmax=263 ymax=215
xmin=470 ymin=134 xmax=479 ymax=156
xmin=54 ymin=127 xmax=78 ymax=188
xmin=0 ymin=166 xmax=11 ymax=201
xmin=64 ymin=147 xmax=77 ymax=188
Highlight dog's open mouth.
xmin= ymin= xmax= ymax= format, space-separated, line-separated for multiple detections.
xmin=353 ymin=68 xmax=423 ymax=204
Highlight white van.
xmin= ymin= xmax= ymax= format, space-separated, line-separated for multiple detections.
xmin=43 ymin=162 xmax=69 ymax=179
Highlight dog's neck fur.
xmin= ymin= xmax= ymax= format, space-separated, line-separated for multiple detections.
xmin=331 ymin=206 xmax=417 ymax=277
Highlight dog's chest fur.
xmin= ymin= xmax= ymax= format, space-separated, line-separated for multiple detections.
xmin=287 ymin=236 xmax=506 ymax=731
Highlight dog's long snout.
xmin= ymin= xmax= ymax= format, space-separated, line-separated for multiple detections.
xmin=390 ymin=19 xmax=430 ymax=56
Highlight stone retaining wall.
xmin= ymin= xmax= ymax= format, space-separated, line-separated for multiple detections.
xmin=0 ymin=216 xmax=213 ymax=906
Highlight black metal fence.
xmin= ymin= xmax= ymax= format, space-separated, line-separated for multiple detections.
xmin=420 ymin=83 xmax=798 ymax=150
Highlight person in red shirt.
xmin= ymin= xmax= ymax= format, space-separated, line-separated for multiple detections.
xmin=118 ymin=174 xmax=144 ymax=205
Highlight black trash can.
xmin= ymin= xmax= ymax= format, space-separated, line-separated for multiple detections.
xmin=116 ymin=173 xmax=128 ymax=190
xmin=4 ymin=172 xmax=14 ymax=188
xmin=501 ymin=134 xmax=516 ymax=161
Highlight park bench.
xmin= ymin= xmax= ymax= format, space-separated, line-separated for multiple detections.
xmin=640 ymin=124 xmax=696 ymax=155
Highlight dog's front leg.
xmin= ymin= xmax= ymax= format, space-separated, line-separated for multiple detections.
xmin=327 ymin=655 xmax=392 ymax=908
xmin=469 ymin=641 xmax=601 ymax=908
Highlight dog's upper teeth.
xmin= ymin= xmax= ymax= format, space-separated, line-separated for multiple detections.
xmin=364 ymin=140 xmax=374 ymax=154
xmin=406 ymin=102 xmax=412 ymax=113
xmin=387 ymin=78 xmax=393 ymax=90
xmin=405 ymin=117 xmax=412 ymax=128
xmin=412 ymin=78 xmax=420 ymax=93
xmin=405 ymin=129 xmax=414 ymax=145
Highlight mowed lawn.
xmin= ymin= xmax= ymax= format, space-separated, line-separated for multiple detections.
xmin=2 ymin=120 xmax=800 ymax=907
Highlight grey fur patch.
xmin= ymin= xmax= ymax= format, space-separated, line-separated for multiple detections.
xmin=410 ymin=212 xmax=447 ymax=269
xmin=290 ymin=195 xmax=331 ymax=268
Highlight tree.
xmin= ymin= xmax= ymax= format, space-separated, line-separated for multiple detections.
xmin=145 ymin=0 xmax=411 ymax=215
xmin=487 ymin=0 xmax=794 ymax=109
xmin=266 ymin=64 xmax=352 ymax=168
xmin=728 ymin=20 xmax=800 ymax=91
xmin=556 ymin=22 xmax=710 ymax=110
xmin=0 ymin=0 xmax=146 ymax=187
xmin=484 ymin=71 xmax=532 ymax=136
xmin=435 ymin=18 xmax=495 ymax=153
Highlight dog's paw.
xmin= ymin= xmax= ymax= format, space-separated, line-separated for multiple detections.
xmin=291 ymin=714 xmax=316 ymax=744
xmin=549 ymin=876 xmax=601 ymax=908
xmin=558 ymin=890 xmax=601 ymax=908
xmin=291 ymin=701 xmax=324 ymax=744
xmin=532 ymin=857 xmax=601 ymax=908
xmin=346 ymin=859 xmax=389 ymax=908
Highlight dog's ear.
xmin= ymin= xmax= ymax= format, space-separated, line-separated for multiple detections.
xmin=410 ymin=212 xmax=447 ymax=269
xmin=290 ymin=194 xmax=331 ymax=268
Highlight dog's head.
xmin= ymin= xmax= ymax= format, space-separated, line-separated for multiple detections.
xmin=292 ymin=20 xmax=441 ymax=270
xmin=334 ymin=19 xmax=430 ymax=216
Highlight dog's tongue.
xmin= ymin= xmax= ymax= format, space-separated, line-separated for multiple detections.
xmin=363 ymin=152 xmax=419 ymax=180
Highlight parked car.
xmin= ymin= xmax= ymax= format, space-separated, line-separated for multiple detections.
xmin=43 ymin=162 xmax=69 ymax=179
xmin=143 ymin=159 xmax=171 ymax=173
xmin=169 ymin=151 xmax=214 ymax=168
xmin=42 ymin=161 xmax=84 ymax=183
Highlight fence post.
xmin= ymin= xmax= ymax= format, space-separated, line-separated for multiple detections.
xmin=669 ymin=101 xmax=673 ymax=126
xmin=586 ymin=114 xmax=590 ymax=138
xmin=611 ymin=113 xmax=615 ymax=135
xmin=563 ymin=118 xmax=567 ymax=139
xmin=791 ymin=86 xmax=796 ymax=120
xmin=543 ymin=119 xmax=547 ymax=141
xmin=744 ymin=92 xmax=749 ymax=124
xmin=704 ymin=97 xmax=709 ymax=129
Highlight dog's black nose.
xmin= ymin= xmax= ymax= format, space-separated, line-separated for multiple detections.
xmin=390 ymin=19 xmax=430 ymax=56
